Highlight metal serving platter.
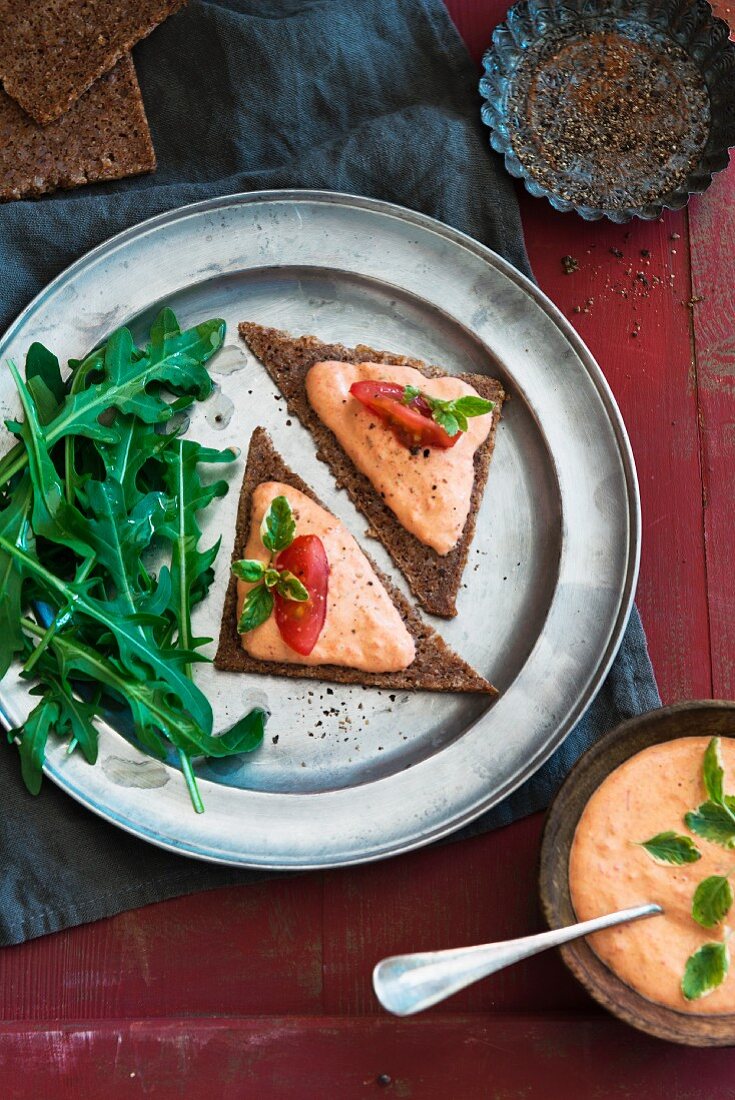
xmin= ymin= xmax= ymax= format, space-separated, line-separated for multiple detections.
xmin=0 ymin=191 xmax=639 ymax=868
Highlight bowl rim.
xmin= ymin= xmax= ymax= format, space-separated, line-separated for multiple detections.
xmin=539 ymin=699 xmax=735 ymax=1046
xmin=479 ymin=0 xmax=735 ymax=222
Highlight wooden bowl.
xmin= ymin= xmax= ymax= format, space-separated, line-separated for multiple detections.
xmin=540 ymin=700 xmax=735 ymax=1046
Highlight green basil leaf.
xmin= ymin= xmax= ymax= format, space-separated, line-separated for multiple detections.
xmin=639 ymin=831 xmax=701 ymax=866
xmin=261 ymin=495 xmax=295 ymax=553
xmin=703 ymin=737 xmax=726 ymax=805
xmin=264 ymin=567 xmax=281 ymax=588
xmin=451 ymin=395 xmax=494 ymax=418
xmin=431 ymin=408 xmax=460 ymax=437
xmin=237 ymin=584 xmax=274 ymax=633
xmin=277 ymin=569 xmax=309 ymax=602
xmin=681 ymin=941 xmax=730 ymax=1001
xmin=692 ymin=875 xmax=734 ymax=929
xmin=232 ymin=559 xmax=266 ymax=583
xmin=402 ymin=385 xmax=421 ymax=404
xmin=453 ymin=410 xmax=469 ymax=432
xmin=685 ymin=802 xmax=735 ymax=849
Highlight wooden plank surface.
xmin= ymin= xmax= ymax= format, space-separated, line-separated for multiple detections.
xmin=3 ymin=1016 xmax=735 ymax=1100
xmin=2 ymin=0 xmax=734 ymax=1095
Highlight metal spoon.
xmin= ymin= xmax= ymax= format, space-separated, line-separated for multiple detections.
xmin=372 ymin=902 xmax=662 ymax=1016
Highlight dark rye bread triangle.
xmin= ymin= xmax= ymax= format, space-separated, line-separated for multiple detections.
xmin=238 ymin=323 xmax=505 ymax=619
xmin=0 ymin=55 xmax=156 ymax=203
xmin=214 ymin=428 xmax=494 ymax=695
xmin=0 ymin=0 xmax=185 ymax=125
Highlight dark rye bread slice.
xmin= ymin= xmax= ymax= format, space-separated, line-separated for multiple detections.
xmin=0 ymin=55 xmax=156 ymax=203
xmin=0 ymin=0 xmax=185 ymax=125
xmin=214 ymin=428 xmax=494 ymax=694
xmin=239 ymin=323 xmax=505 ymax=619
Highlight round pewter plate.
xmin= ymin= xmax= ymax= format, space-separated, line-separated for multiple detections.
xmin=0 ymin=191 xmax=639 ymax=868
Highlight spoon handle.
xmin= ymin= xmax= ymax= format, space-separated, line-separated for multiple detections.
xmin=372 ymin=902 xmax=662 ymax=1017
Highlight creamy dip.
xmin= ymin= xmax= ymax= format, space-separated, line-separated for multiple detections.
xmin=305 ymin=361 xmax=493 ymax=555
xmin=237 ymin=481 xmax=416 ymax=672
xmin=569 ymin=737 xmax=735 ymax=1014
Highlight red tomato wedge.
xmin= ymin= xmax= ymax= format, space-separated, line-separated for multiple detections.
xmin=274 ymin=535 xmax=329 ymax=656
xmin=349 ymin=380 xmax=458 ymax=449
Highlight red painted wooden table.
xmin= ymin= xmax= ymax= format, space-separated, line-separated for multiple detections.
xmin=4 ymin=3 xmax=735 ymax=1096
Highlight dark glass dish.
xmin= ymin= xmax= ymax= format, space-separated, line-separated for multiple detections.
xmin=480 ymin=0 xmax=735 ymax=222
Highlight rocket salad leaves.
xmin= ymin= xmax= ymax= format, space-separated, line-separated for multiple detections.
xmin=0 ymin=307 xmax=266 ymax=812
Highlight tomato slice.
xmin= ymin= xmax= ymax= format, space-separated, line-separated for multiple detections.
xmin=274 ymin=535 xmax=329 ymax=656
xmin=349 ymin=380 xmax=458 ymax=449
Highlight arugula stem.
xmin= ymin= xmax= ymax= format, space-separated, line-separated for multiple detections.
xmin=177 ymin=749 xmax=204 ymax=814
xmin=23 ymin=558 xmax=96 ymax=675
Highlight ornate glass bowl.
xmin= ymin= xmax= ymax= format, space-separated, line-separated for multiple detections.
xmin=480 ymin=0 xmax=735 ymax=222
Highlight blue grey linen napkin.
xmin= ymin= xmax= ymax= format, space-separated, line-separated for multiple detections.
xmin=0 ymin=0 xmax=659 ymax=945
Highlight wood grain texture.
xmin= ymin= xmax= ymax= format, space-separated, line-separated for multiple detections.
xmin=2 ymin=1016 xmax=735 ymax=1100
xmin=689 ymin=144 xmax=735 ymax=700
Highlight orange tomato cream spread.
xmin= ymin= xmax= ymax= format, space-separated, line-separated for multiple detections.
xmin=237 ymin=482 xmax=416 ymax=672
xmin=570 ymin=737 xmax=735 ymax=1014
xmin=305 ymin=361 xmax=492 ymax=555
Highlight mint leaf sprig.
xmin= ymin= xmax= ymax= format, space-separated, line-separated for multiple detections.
xmin=636 ymin=737 xmax=735 ymax=1001
xmin=682 ymin=938 xmax=731 ymax=1002
xmin=638 ymin=832 xmax=701 ymax=866
xmin=234 ymin=496 xmax=308 ymax=633
xmin=402 ymin=385 xmax=493 ymax=438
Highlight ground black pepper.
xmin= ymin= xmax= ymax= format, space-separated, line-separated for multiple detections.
xmin=507 ymin=24 xmax=710 ymax=212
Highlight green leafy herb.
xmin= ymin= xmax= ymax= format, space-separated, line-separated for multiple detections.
xmin=401 ymin=386 xmax=494 ymax=437
xmin=639 ymin=831 xmax=701 ymax=866
xmin=277 ymin=569 xmax=309 ymax=602
xmin=681 ymin=941 xmax=730 ymax=1001
xmin=260 ymin=494 xmax=296 ymax=552
xmin=238 ymin=583 xmax=274 ymax=633
xmin=703 ymin=737 xmax=726 ymax=805
xmin=0 ymin=309 xmax=265 ymax=812
xmin=685 ymin=802 xmax=735 ymax=849
xmin=232 ymin=559 xmax=266 ymax=583
xmin=234 ymin=496 xmax=308 ymax=635
xmin=692 ymin=875 xmax=734 ymax=929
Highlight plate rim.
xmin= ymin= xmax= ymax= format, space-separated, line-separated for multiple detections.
xmin=0 ymin=189 xmax=641 ymax=867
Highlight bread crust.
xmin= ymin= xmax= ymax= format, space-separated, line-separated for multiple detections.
xmin=214 ymin=428 xmax=495 ymax=694
xmin=238 ymin=323 xmax=505 ymax=618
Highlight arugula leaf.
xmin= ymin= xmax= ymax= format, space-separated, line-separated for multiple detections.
xmin=703 ymin=737 xmax=726 ymax=805
xmin=25 ymin=342 xmax=65 ymax=406
xmin=238 ymin=584 xmax=274 ymax=633
xmin=7 ymin=360 xmax=94 ymax=559
xmin=0 ymin=475 xmax=34 ymax=677
xmin=0 ymin=536 xmax=212 ymax=735
xmin=276 ymin=569 xmax=309 ymax=602
xmin=0 ymin=311 xmax=225 ymax=486
xmin=685 ymin=802 xmax=735 ymax=849
xmin=232 ymin=559 xmax=266 ymax=583
xmin=159 ymin=439 xmax=235 ymax=654
xmin=692 ymin=875 xmax=734 ymax=929
xmin=20 ymin=617 xmax=249 ymax=765
xmin=206 ymin=708 xmax=267 ymax=758
xmin=639 ymin=831 xmax=701 ymax=866
xmin=681 ymin=941 xmax=730 ymax=1001
xmin=261 ymin=495 xmax=295 ymax=553
xmin=11 ymin=694 xmax=59 ymax=795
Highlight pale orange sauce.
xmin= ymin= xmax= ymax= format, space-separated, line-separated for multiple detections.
xmin=237 ymin=482 xmax=415 ymax=672
xmin=305 ymin=361 xmax=493 ymax=555
xmin=570 ymin=737 xmax=735 ymax=1014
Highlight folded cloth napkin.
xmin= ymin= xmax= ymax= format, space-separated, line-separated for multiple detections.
xmin=0 ymin=0 xmax=660 ymax=945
